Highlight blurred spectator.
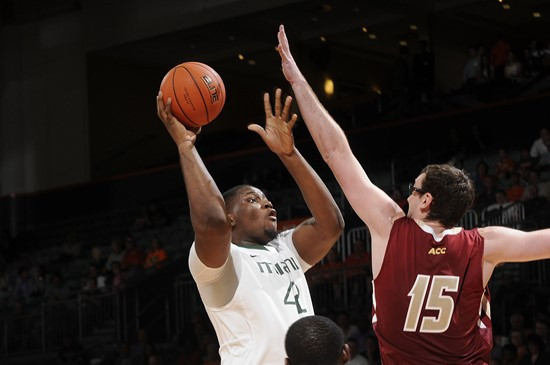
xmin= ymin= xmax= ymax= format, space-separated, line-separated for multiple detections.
xmin=518 ymin=147 xmax=536 ymax=176
xmin=528 ymin=40 xmax=544 ymax=75
xmin=133 ymin=206 xmax=154 ymax=231
xmin=347 ymin=337 xmax=369 ymax=365
xmin=345 ymin=238 xmax=372 ymax=306
xmin=105 ymin=238 xmax=126 ymax=271
xmin=122 ymin=235 xmax=145 ymax=272
xmin=90 ymin=245 xmax=106 ymax=269
xmin=87 ymin=263 xmax=107 ymax=291
xmin=133 ymin=202 xmax=169 ymax=231
xmin=510 ymin=330 xmax=529 ymax=364
xmin=504 ymin=52 xmax=523 ymax=84
xmin=144 ymin=237 xmax=168 ymax=269
xmin=30 ymin=265 xmax=48 ymax=297
xmin=14 ymin=266 xmax=35 ymax=299
xmin=58 ymin=231 xmax=83 ymax=262
xmin=364 ymin=335 xmax=382 ymax=365
xmin=473 ymin=160 xmax=491 ymax=195
xmin=44 ymin=272 xmax=70 ymax=302
xmin=496 ymin=148 xmax=516 ymax=177
xmin=390 ymin=187 xmax=408 ymax=210
xmin=109 ymin=260 xmax=126 ymax=291
xmin=337 ymin=312 xmax=361 ymax=343
xmin=501 ymin=343 xmax=518 ymax=365
xmin=490 ymin=34 xmax=511 ymax=84
xmin=520 ymin=333 xmax=550 ymax=364
xmin=510 ymin=312 xmax=527 ymax=335
xmin=506 ymin=172 xmax=526 ymax=202
xmin=82 ymin=277 xmax=101 ymax=297
xmin=478 ymin=49 xmax=492 ymax=85
xmin=475 ymin=175 xmax=498 ymax=213
xmin=463 ymin=45 xmax=481 ymax=91
xmin=530 ymin=128 xmax=550 ymax=172
xmin=147 ymin=202 xmax=169 ymax=227
xmin=534 ymin=318 xmax=550 ymax=349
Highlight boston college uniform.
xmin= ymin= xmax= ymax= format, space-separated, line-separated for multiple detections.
xmin=373 ymin=217 xmax=492 ymax=364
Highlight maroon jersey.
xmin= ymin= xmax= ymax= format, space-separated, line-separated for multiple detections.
xmin=373 ymin=217 xmax=492 ymax=364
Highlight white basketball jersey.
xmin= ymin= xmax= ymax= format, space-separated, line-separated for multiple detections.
xmin=189 ymin=229 xmax=314 ymax=365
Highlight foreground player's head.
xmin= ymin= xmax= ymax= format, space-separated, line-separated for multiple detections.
xmin=407 ymin=164 xmax=475 ymax=228
xmin=223 ymin=185 xmax=278 ymax=245
xmin=285 ymin=315 xmax=350 ymax=365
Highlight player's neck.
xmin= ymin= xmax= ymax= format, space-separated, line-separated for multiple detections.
xmin=415 ymin=218 xmax=447 ymax=235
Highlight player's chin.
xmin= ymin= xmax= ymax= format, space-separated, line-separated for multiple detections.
xmin=265 ymin=227 xmax=278 ymax=241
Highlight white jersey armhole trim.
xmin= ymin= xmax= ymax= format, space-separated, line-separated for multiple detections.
xmin=188 ymin=242 xmax=230 ymax=284
xmin=281 ymin=229 xmax=313 ymax=272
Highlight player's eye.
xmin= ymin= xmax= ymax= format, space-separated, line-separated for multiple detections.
xmin=246 ymin=197 xmax=258 ymax=203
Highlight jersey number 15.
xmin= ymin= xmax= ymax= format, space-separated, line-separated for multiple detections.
xmin=403 ymin=274 xmax=460 ymax=333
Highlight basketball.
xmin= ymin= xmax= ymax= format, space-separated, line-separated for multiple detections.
xmin=159 ymin=62 xmax=226 ymax=127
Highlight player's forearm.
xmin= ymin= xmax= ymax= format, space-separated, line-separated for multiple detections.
xmin=290 ymin=80 xmax=351 ymax=164
xmin=178 ymin=144 xmax=229 ymax=233
xmin=278 ymin=148 xmax=344 ymax=235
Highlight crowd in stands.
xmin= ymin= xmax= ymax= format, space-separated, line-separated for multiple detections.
xmin=462 ymin=35 xmax=550 ymax=101
xmin=0 ymin=203 xmax=172 ymax=316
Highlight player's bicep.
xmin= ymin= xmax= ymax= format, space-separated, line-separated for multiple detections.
xmin=481 ymin=226 xmax=550 ymax=265
xmin=194 ymin=228 xmax=232 ymax=268
xmin=330 ymin=152 xmax=403 ymax=237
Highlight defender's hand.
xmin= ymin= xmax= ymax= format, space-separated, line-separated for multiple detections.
xmin=248 ymin=88 xmax=298 ymax=156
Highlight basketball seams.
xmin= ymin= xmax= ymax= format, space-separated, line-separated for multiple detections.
xmin=188 ymin=62 xmax=225 ymax=115
xmin=160 ymin=61 xmax=224 ymax=128
xmin=182 ymin=64 xmax=210 ymax=125
xmin=172 ymin=67 xmax=201 ymax=128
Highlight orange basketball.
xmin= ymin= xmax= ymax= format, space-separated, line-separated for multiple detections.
xmin=159 ymin=62 xmax=225 ymax=127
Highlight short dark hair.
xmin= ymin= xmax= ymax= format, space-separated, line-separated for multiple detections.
xmin=222 ymin=185 xmax=250 ymax=211
xmin=421 ymin=164 xmax=475 ymax=228
xmin=285 ymin=316 xmax=344 ymax=365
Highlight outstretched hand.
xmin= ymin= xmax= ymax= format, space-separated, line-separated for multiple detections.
xmin=156 ymin=91 xmax=201 ymax=147
xmin=277 ymin=24 xmax=305 ymax=85
xmin=248 ymin=88 xmax=298 ymax=156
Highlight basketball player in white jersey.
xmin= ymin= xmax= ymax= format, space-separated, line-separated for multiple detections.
xmin=156 ymin=88 xmax=344 ymax=365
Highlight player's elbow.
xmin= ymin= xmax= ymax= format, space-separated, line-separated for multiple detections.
xmin=323 ymin=214 xmax=345 ymax=243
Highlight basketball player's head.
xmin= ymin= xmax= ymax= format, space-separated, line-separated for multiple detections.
xmin=223 ymin=185 xmax=278 ymax=244
xmin=407 ymin=164 xmax=475 ymax=228
xmin=285 ymin=315 xmax=350 ymax=365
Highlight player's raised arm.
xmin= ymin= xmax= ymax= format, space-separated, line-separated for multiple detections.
xmin=277 ymin=25 xmax=403 ymax=259
xmin=248 ymin=89 xmax=344 ymax=265
xmin=156 ymin=92 xmax=231 ymax=268
xmin=481 ymin=226 xmax=550 ymax=282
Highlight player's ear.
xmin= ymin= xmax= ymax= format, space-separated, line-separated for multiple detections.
xmin=285 ymin=357 xmax=290 ymax=365
xmin=422 ymin=192 xmax=433 ymax=209
xmin=227 ymin=213 xmax=236 ymax=228
xmin=341 ymin=343 xmax=351 ymax=363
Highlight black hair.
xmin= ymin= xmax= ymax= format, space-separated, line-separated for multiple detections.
xmin=222 ymin=185 xmax=250 ymax=211
xmin=286 ymin=316 xmax=344 ymax=365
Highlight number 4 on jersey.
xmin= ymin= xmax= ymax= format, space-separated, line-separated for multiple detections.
xmin=284 ymin=281 xmax=307 ymax=314
xmin=404 ymin=275 xmax=460 ymax=333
